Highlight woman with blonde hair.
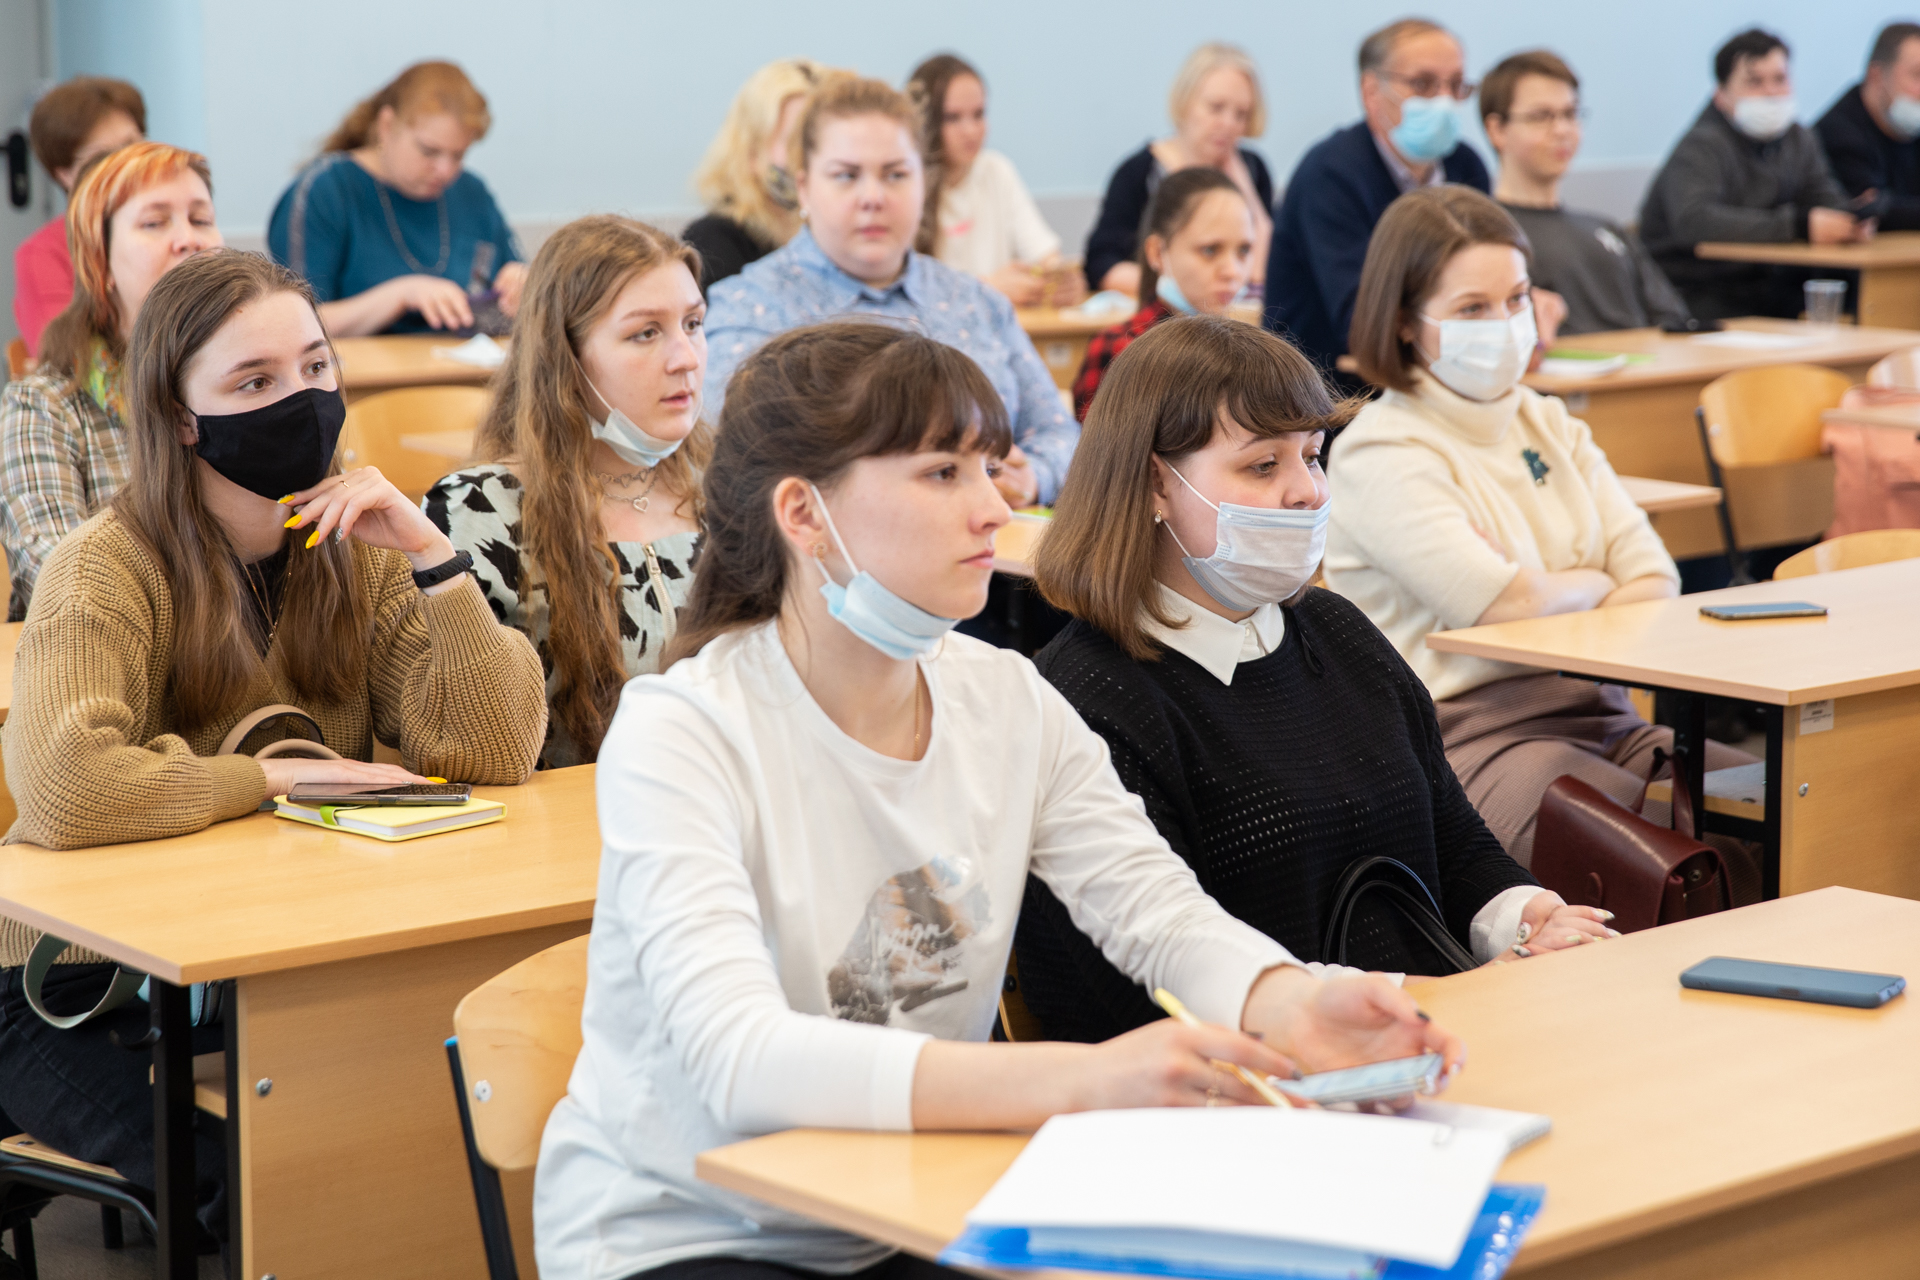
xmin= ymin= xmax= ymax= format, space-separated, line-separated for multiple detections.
xmin=0 ymin=141 xmax=221 ymax=618
xmin=683 ymin=58 xmax=830 ymax=291
xmin=268 ymin=60 xmax=523 ymax=336
xmin=1084 ymin=43 xmax=1274 ymax=295
xmin=427 ymin=216 xmax=709 ymax=768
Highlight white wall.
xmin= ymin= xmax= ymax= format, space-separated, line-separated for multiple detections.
xmin=50 ymin=0 xmax=1911 ymax=244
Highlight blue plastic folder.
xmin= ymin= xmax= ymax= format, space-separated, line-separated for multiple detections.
xmin=939 ymin=1183 xmax=1545 ymax=1280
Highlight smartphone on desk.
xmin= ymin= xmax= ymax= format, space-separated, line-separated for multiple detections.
xmin=285 ymin=781 xmax=474 ymax=807
xmin=1273 ymin=1052 xmax=1443 ymax=1105
xmin=1681 ymin=957 xmax=1905 ymax=1008
xmin=1699 ymin=601 xmax=1827 ymax=621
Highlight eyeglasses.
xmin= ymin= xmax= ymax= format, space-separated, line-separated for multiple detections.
xmin=1503 ymin=107 xmax=1588 ymax=128
xmin=1383 ymin=71 xmax=1476 ymax=102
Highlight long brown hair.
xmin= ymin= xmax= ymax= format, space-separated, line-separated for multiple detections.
xmin=320 ymin=61 xmax=491 ymax=154
xmin=1350 ymin=186 xmax=1531 ymax=393
xmin=905 ymin=53 xmax=980 ymax=256
xmin=38 ymin=141 xmax=213 ymax=385
xmin=112 ymin=250 xmax=370 ymax=734
xmin=1036 ymin=315 xmax=1358 ymax=659
xmin=473 ymin=215 xmax=709 ymax=760
xmin=666 ymin=322 xmax=1009 ymax=668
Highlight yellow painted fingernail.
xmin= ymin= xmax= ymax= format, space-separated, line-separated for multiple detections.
xmin=305 ymin=530 xmax=321 ymax=549
xmin=277 ymin=494 xmax=294 ymax=504
xmin=283 ymin=515 xmax=300 ymax=528
xmin=426 ymin=777 xmax=447 ymax=784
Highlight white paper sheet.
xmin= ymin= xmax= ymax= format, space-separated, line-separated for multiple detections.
xmin=1688 ymin=330 xmax=1817 ymax=350
xmin=1397 ymin=1101 xmax=1552 ymax=1153
xmin=965 ymin=1107 xmax=1506 ymax=1269
xmin=432 ymin=333 xmax=507 ymax=368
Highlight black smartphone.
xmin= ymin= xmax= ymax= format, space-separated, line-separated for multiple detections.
xmin=285 ymin=782 xmax=474 ymax=806
xmin=1699 ymin=602 xmax=1827 ymax=621
xmin=1662 ymin=317 xmax=1723 ymax=333
xmin=1681 ymin=957 xmax=1905 ymax=1008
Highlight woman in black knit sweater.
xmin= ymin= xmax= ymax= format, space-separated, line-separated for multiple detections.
xmin=1015 ymin=315 xmax=1616 ymax=1043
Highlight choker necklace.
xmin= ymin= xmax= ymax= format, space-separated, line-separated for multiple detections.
xmin=374 ymin=180 xmax=451 ymax=277
xmin=596 ymin=467 xmax=661 ymax=513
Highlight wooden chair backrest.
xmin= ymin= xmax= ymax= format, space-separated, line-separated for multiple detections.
xmin=451 ymin=933 xmax=588 ymax=1172
xmin=1698 ymin=364 xmax=1854 ymax=467
xmin=338 ymin=385 xmax=490 ymax=503
xmin=1867 ymin=346 xmax=1920 ymax=389
xmin=5 ymin=340 xmax=29 ymax=382
xmin=1773 ymin=528 xmax=1920 ymax=579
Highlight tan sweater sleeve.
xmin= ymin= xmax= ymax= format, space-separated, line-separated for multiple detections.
xmin=364 ymin=557 xmax=547 ymax=784
xmin=3 ymin=542 xmax=265 ymax=850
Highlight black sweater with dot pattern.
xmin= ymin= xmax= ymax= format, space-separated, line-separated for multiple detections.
xmin=1015 ymin=587 xmax=1535 ymax=1043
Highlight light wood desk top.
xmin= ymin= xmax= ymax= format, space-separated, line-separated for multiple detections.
xmin=699 ymin=887 xmax=1920 ymax=1272
xmin=1522 ymin=318 xmax=1920 ymax=397
xmin=334 ymin=335 xmax=500 ymax=393
xmin=398 ymin=428 xmax=479 ymax=461
xmin=0 ymin=764 xmax=599 ymax=984
xmin=1016 ymin=305 xmax=1131 ymax=339
xmin=0 ymin=622 xmax=18 ymax=726
xmin=1424 ymin=558 xmax=1920 ymax=705
xmin=1695 ymin=230 xmax=1920 ymax=270
xmin=1822 ymin=402 xmax=1920 ymax=432
xmin=1614 ymin=474 xmax=1721 ymax=513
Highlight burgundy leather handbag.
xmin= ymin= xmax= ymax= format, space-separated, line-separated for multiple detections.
xmin=1530 ymin=749 xmax=1731 ymax=934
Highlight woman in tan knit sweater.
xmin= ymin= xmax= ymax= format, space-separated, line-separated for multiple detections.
xmin=0 ymin=248 xmax=545 ymax=1248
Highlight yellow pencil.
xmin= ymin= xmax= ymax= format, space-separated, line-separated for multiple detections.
xmin=1153 ymin=988 xmax=1296 ymax=1108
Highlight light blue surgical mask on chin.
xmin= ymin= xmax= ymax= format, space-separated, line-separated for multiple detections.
xmin=1161 ymin=463 xmax=1331 ymax=612
xmin=1890 ymin=95 xmax=1920 ymax=140
xmin=807 ymin=483 xmax=959 ymax=661
xmin=1390 ymin=95 xmax=1463 ymax=162
xmin=579 ymin=363 xmax=688 ymax=469
xmin=1156 ymin=271 xmax=1197 ymax=313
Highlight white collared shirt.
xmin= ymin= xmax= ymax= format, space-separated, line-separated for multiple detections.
xmin=1137 ymin=579 xmax=1540 ymax=965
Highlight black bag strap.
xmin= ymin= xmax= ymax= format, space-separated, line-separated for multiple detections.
xmin=1322 ymin=855 xmax=1477 ymax=975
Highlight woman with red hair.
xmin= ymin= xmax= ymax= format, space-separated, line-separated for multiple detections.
xmin=0 ymin=142 xmax=221 ymax=619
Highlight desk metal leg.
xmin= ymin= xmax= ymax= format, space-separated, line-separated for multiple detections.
xmin=149 ymin=980 xmax=197 ymax=1280
xmin=224 ymin=982 xmax=241 ymax=1280
xmin=1667 ymin=692 xmax=1709 ymax=841
xmin=1760 ymin=704 xmax=1784 ymax=900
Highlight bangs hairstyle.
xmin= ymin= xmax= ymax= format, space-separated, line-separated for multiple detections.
xmin=321 ymin=60 xmax=490 ymax=153
xmin=1036 ymin=315 xmax=1359 ymax=659
xmin=38 ymin=141 xmax=213 ymax=384
xmin=28 ymin=77 xmax=145 ymax=176
xmin=1349 ymin=186 xmax=1531 ymax=394
xmin=796 ymin=74 xmax=925 ymax=173
xmin=469 ymin=214 xmax=709 ymax=761
xmin=666 ymin=321 xmax=1008 ymax=667
xmin=1169 ymin=43 xmax=1266 ymax=138
xmin=693 ymin=58 xmax=831 ymax=249
xmin=113 ymin=249 xmax=370 ymax=735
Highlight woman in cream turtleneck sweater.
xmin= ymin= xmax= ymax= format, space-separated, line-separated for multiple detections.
xmin=1325 ymin=186 xmax=1753 ymax=869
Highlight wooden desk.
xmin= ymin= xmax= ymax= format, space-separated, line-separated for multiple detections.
xmin=1523 ymin=318 xmax=1916 ymax=557
xmin=1615 ymin=474 xmax=1721 ymax=514
xmin=333 ymin=335 xmax=499 ymax=405
xmin=1696 ymin=232 xmax=1920 ymax=330
xmin=1427 ymin=559 xmax=1920 ymax=900
xmin=1018 ymin=306 xmax=1126 ymax=392
xmin=0 ymin=764 xmax=601 ymax=1279
xmin=699 ymin=888 xmax=1920 ymax=1279
xmin=1822 ymin=401 xmax=1920 ymax=435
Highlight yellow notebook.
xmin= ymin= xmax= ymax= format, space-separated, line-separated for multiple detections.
xmin=273 ymin=795 xmax=506 ymax=842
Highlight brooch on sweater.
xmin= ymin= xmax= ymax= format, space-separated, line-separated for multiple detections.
xmin=1521 ymin=448 xmax=1551 ymax=486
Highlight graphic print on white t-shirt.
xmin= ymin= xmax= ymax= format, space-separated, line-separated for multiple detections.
xmin=828 ymin=854 xmax=991 ymax=1024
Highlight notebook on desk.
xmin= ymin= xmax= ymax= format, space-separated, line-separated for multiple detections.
xmin=273 ymin=795 xmax=506 ymax=842
xmin=939 ymin=1107 xmax=1543 ymax=1280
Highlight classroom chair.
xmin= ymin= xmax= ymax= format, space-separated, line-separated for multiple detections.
xmin=338 ymin=385 xmax=490 ymax=505
xmin=4 ymin=341 xmax=28 ymax=383
xmin=447 ymin=933 xmax=589 ymax=1280
xmin=996 ymin=954 xmax=1042 ymax=1042
xmin=1867 ymin=346 xmax=1920 ymax=389
xmin=1772 ymin=527 xmax=1920 ymax=579
xmin=1695 ymin=365 xmax=1852 ymax=583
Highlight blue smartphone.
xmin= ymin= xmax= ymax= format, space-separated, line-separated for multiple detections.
xmin=1272 ymin=1052 xmax=1443 ymax=1104
xmin=1680 ymin=957 xmax=1905 ymax=1008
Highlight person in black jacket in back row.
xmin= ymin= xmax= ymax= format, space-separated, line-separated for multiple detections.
xmin=1816 ymin=22 xmax=1920 ymax=232
xmin=1012 ymin=314 xmax=1615 ymax=1044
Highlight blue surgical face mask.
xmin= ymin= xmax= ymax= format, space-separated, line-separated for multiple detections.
xmin=1156 ymin=271 xmax=1196 ymax=313
xmin=1390 ymin=95 xmax=1463 ymax=162
xmin=1889 ymin=95 xmax=1920 ymax=140
xmin=1161 ymin=463 xmax=1330 ymax=612
xmin=808 ymin=483 xmax=959 ymax=661
xmin=580 ymin=363 xmax=686 ymax=469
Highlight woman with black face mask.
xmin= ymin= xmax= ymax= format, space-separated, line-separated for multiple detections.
xmin=0 ymin=249 xmax=547 ymax=1245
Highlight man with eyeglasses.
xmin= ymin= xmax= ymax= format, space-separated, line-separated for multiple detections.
xmin=1482 ymin=51 xmax=1690 ymax=335
xmin=1816 ymin=22 xmax=1920 ymax=232
xmin=1267 ymin=18 xmax=1507 ymax=384
xmin=1639 ymin=28 xmax=1865 ymax=322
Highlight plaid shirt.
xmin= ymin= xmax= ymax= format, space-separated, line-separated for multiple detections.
xmin=0 ymin=371 xmax=129 ymax=620
xmin=1072 ymin=299 xmax=1173 ymax=421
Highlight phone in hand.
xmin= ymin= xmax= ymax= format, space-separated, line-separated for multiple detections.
xmin=1272 ymin=1052 xmax=1444 ymax=1105
xmin=1699 ymin=602 xmax=1827 ymax=621
xmin=1681 ymin=957 xmax=1905 ymax=1008
xmin=285 ymin=782 xmax=474 ymax=806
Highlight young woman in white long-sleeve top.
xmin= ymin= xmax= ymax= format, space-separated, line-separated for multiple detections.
xmin=534 ymin=320 xmax=1464 ymax=1280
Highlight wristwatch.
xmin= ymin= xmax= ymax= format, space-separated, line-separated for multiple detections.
xmin=412 ymin=549 xmax=474 ymax=591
